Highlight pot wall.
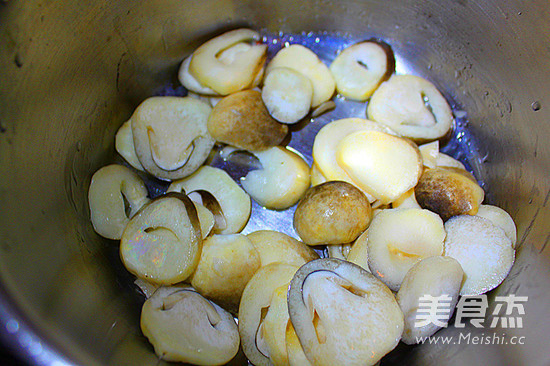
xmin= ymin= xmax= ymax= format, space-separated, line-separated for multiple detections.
xmin=0 ymin=1 xmax=549 ymax=365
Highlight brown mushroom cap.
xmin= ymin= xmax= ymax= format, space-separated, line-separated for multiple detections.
xmin=293 ymin=181 xmax=372 ymax=245
xmin=414 ymin=167 xmax=484 ymax=221
xmin=207 ymin=90 xmax=288 ymax=151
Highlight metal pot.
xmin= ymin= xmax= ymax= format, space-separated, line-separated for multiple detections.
xmin=0 ymin=0 xmax=549 ymax=365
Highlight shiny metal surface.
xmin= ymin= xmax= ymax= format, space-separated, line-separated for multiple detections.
xmin=0 ymin=0 xmax=549 ymax=365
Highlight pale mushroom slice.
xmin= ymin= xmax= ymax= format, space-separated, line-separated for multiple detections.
xmin=310 ymin=100 xmax=336 ymax=118
xmin=310 ymin=163 xmax=328 ymax=186
xmin=372 ymin=205 xmax=390 ymax=216
xmin=418 ymin=140 xmax=439 ymax=169
xmin=336 ymin=130 xmax=423 ymax=204
xmin=168 ymin=166 xmax=251 ymax=235
xmin=415 ymin=167 xmax=485 ymax=221
xmin=396 ymin=256 xmax=464 ymax=344
xmin=187 ymin=189 xmax=227 ymax=234
xmin=286 ymin=323 xmax=312 ymax=366
xmin=262 ymin=284 xmax=292 ymax=366
xmin=444 ymin=215 xmax=515 ymax=296
xmin=367 ymin=75 xmax=453 ymax=141
xmin=190 ymin=234 xmax=261 ymax=314
xmin=208 ymin=90 xmax=289 ymax=151
xmin=392 ymin=188 xmax=421 ymax=209
xmin=241 ymin=146 xmax=311 ymax=210
xmin=178 ymin=56 xmax=219 ymax=96
xmin=115 ymin=119 xmax=145 ymax=171
xmin=367 ymin=208 xmax=446 ymax=291
xmin=312 ymin=118 xmax=397 ymax=202
xmin=187 ymin=91 xmax=213 ymax=105
xmin=131 ymin=96 xmax=215 ymax=180
xmin=120 ymin=192 xmax=202 ymax=285
xmin=475 ymin=204 xmax=517 ymax=247
xmin=88 ymin=164 xmax=149 ymax=239
xmin=189 ymin=28 xmax=267 ymax=95
xmin=141 ymin=285 xmax=240 ymax=365
xmin=327 ymin=244 xmax=352 ymax=261
xmin=329 ymin=40 xmax=394 ymax=101
xmin=418 ymin=141 xmax=467 ymax=170
xmin=346 ymin=230 xmax=371 ymax=273
xmin=266 ymin=44 xmax=335 ymax=107
xmin=437 ymin=152 xmax=466 ymax=170
xmin=134 ymin=278 xmax=159 ymax=298
xmin=288 ymin=259 xmax=404 ymax=366
xmin=262 ymin=67 xmax=313 ymax=124
xmin=247 ymin=230 xmax=319 ymax=267
xmin=239 ymin=263 xmax=299 ymax=366
xmin=293 ymin=181 xmax=372 ymax=246
xmin=192 ymin=201 xmax=216 ymax=239
xmin=218 ymin=43 xmax=265 ymax=89
xmin=180 ymin=43 xmax=265 ymax=96
xmin=208 ymin=96 xmax=223 ymax=107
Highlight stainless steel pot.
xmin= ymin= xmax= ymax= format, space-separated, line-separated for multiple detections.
xmin=1 ymin=0 xmax=549 ymax=365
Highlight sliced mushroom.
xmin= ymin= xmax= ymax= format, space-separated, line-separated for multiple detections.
xmin=131 ymin=97 xmax=215 ymax=180
xmin=239 ymin=263 xmax=299 ymax=366
xmin=415 ymin=166 xmax=485 ymax=221
xmin=120 ymin=193 xmax=202 ymax=285
xmin=262 ymin=284 xmax=291 ymax=366
xmin=418 ymin=140 xmax=439 ymax=169
xmin=346 ymin=229 xmax=371 ymax=273
xmin=168 ymin=166 xmax=251 ymax=235
xmin=475 ymin=204 xmax=517 ymax=247
xmin=207 ymin=90 xmax=289 ymax=151
xmin=396 ymin=256 xmax=464 ymax=344
xmin=336 ymin=130 xmax=423 ymax=204
xmin=310 ymin=163 xmax=328 ymax=187
xmin=241 ymin=146 xmax=311 ymax=210
xmin=115 ymin=119 xmax=145 ymax=171
xmin=140 ymin=285 xmax=239 ymax=365
xmin=367 ymin=75 xmax=453 ymax=141
xmin=247 ymin=230 xmax=319 ymax=267
xmin=189 ymin=28 xmax=267 ymax=95
xmin=437 ymin=152 xmax=466 ymax=170
xmin=217 ymin=43 xmax=265 ymax=89
xmin=372 ymin=205 xmax=390 ymax=216
xmin=88 ymin=164 xmax=149 ymax=239
xmin=392 ymin=188 xmax=421 ymax=209
xmin=187 ymin=189 xmax=227 ymax=234
xmin=187 ymin=91 xmax=214 ymax=104
xmin=286 ymin=323 xmax=312 ymax=366
xmin=261 ymin=67 xmax=313 ymax=124
xmin=178 ymin=56 xmax=219 ymax=96
xmin=266 ymin=44 xmax=335 ymax=107
xmin=444 ymin=215 xmax=515 ymax=295
xmin=134 ymin=278 xmax=159 ymax=298
xmin=312 ymin=118 xmax=396 ymax=202
xmin=190 ymin=202 xmax=215 ymax=239
xmin=310 ymin=100 xmax=336 ymax=118
xmin=288 ymin=259 xmax=403 ymax=366
xmin=419 ymin=141 xmax=467 ymax=170
xmin=367 ymin=208 xmax=446 ymax=291
xmin=190 ymin=234 xmax=261 ymax=314
xmin=329 ymin=40 xmax=394 ymax=101
xmin=293 ymin=181 xmax=372 ymax=246
xmin=209 ymin=95 xmax=223 ymax=107
xmin=327 ymin=244 xmax=352 ymax=261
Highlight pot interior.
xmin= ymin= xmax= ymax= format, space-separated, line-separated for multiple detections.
xmin=0 ymin=1 xmax=549 ymax=365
